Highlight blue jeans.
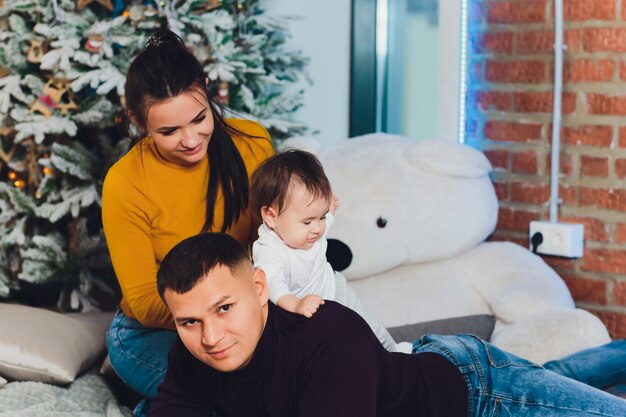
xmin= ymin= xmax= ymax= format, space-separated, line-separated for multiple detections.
xmin=544 ymin=340 xmax=626 ymax=390
xmin=107 ymin=309 xmax=177 ymax=417
xmin=413 ymin=334 xmax=626 ymax=416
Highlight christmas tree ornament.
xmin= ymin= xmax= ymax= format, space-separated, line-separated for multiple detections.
xmin=30 ymin=94 xmax=56 ymax=118
xmin=234 ymin=1 xmax=250 ymax=34
xmin=235 ymin=1 xmax=247 ymax=12
xmin=192 ymin=0 xmax=222 ymax=14
xmin=46 ymin=78 xmax=73 ymax=103
xmin=124 ymin=4 xmax=145 ymax=22
xmin=0 ymin=142 xmax=16 ymax=165
xmin=22 ymin=138 xmax=40 ymax=188
xmin=123 ymin=4 xmax=160 ymax=25
xmin=30 ymin=78 xmax=78 ymax=118
xmin=217 ymin=81 xmax=229 ymax=105
xmin=26 ymin=39 xmax=47 ymax=64
xmin=57 ymin=89 xmax=79 ymax=116
xmin=85 ymin=35 xmax=104 ymax=53
xmin=76 ymin=0 xmax=114 ymax=12
xmin=0 ymin=126 xmax=14 ymax=137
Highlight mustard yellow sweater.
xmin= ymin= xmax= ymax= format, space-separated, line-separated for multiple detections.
xmin=102 ymin=119 xmax=273 ymax=328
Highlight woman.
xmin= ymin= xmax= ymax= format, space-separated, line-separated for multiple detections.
xmin=101 ymin=29 xmax=273 ymax=416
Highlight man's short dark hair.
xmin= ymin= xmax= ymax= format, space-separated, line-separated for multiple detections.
xmin=249 ymin=149 xmax=332 ymax=220
xmin=157 ymin=232 xmax=251 ymax=301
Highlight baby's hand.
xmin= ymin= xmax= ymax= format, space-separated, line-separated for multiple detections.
xmin=296 ymin=295 xmax=325 ymax=318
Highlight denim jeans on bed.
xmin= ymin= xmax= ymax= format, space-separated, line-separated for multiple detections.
xmin=543 ymin=340 xmax=626 ymax=390
xmin=412 ymin=334 xmax=626 ymax=416
xmin=107 ymin=308 xmax=177 ymax=417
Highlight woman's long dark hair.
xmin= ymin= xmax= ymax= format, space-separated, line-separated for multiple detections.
xmin=124 ymin=29 xmax=250 ymax=233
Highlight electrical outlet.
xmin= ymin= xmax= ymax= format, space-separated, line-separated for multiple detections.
xmin=529 ymin=221 xmax=584 ymax=258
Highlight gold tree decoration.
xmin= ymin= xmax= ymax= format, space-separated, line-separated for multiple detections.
xmin=192 ymin=0 xmax=222 ymax=14
xmin=30 ymin=78 xmax=79 ymax=118
xmin=76 ymin=0 xmax=114 ymax=11
xmin=26 ymin=39 xmax=47 ymax=64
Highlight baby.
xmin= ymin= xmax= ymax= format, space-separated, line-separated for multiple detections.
xmin=250 ymin=149 xmax=397 ymax=351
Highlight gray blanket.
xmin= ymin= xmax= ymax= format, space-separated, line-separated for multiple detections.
xmin=0 ymin=374 xmax=132 ymax=417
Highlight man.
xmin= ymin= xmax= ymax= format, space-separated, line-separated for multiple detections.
xmin=149 ymin=232 xmax=626 ymax=417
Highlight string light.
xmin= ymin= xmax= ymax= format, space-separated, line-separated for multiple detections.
xmin=13 ymin=179 xmax=25 ymax=189
xmin=42 ymin=166 xmax=53 ymax=176
xmin=7 ymin=171 xmax=17 ymax=180
xmin=458 ymin=0 xmax=469 ymax=143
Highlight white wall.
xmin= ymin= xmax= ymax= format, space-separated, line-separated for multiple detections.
xmin=267 ymin=0 xmax=352 ymax=146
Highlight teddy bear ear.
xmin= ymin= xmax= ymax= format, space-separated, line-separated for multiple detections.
xmin=403 ymin=141 xmax=493 ymax=178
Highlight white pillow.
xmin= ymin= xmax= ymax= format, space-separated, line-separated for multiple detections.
xmin=0 ymin=304 xmax=113 ymax=385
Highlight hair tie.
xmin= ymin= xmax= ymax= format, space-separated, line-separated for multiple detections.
xmin=145 ymin=35 xmax=163 ymax=49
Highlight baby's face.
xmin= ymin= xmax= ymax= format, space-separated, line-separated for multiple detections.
xmin=272 ymin=184 xmax=330 ymax=250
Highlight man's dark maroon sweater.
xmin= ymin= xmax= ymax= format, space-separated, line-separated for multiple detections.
xmin=148 ymin=301 xmax=468 ymax=417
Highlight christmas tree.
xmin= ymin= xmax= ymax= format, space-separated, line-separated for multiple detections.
xmin=0 ymin=0 xmax=309 ymax=311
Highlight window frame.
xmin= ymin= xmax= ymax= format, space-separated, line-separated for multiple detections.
xmin=349 ymin=0 xmax=465 ymax=142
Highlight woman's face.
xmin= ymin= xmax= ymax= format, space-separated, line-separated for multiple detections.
xmin=144 ymin=88 xmax=214 ymax=168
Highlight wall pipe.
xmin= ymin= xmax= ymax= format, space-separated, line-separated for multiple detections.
xmin=549 ymin=0 xmax=564 ymax=223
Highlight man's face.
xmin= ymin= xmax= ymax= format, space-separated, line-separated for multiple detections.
xmin=164 ymin=264 xmax=269 ymax=372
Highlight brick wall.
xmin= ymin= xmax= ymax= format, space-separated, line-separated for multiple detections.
xmin=466 ymin=0 xmax=626 ymax=338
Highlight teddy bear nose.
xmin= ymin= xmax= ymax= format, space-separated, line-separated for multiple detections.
xmin=326 ymin=239 xmax=353 ymax=272
xmin=377 ymin=217 xmax=387 ymax=228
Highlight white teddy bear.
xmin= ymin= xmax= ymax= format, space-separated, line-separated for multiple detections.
xmin=281 ymin=133 xmax=610 ymax=364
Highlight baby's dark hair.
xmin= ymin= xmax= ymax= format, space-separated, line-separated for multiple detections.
xmin=157 ymin=232 xmax=251 ymax=301
xmin=250 ymin=149 xmax=332 ymax=220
